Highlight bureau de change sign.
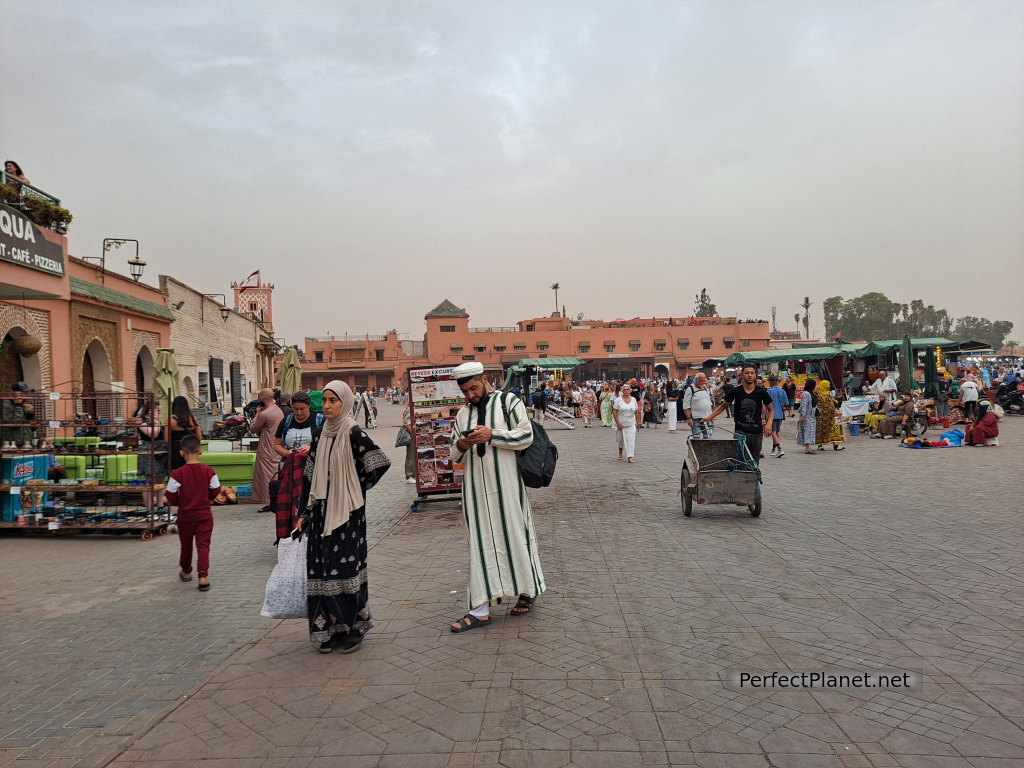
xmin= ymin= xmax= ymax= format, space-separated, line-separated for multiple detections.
xmin=0 ymin=203 xmax=66 ymax=277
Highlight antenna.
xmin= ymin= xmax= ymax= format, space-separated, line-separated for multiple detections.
xmin=577 ymin=312 xmax=584 ymax=320
xmin=771 ymin=306 xmax=777 ymax=333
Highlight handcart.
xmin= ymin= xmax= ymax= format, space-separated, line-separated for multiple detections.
xmin=680 ymin=435 xmax=762 ymax=518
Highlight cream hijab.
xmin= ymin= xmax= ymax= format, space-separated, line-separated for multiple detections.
xmin=307 ymin=380 xmax=363 ymax=534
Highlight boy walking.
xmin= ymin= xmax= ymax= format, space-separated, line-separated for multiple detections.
xmin=166 ymin=435 xmax=221 ymax=591
xmin=766 ymin=376 xmax=788 ymax=457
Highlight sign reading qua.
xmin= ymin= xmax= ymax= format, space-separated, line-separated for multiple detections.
xmin=0 ymin=203 xmax=66 ymax=277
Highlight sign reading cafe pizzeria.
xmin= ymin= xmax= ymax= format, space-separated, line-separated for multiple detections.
xmin=0 ymin=204 xmax=66 ymax=277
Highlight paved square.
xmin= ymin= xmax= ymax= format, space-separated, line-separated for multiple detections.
xmin=2 ymin=401 xmax=1022 ymax=767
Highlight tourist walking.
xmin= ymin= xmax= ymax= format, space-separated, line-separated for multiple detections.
xmin=294 ymin=381 xmax=391 ymax=653
xmin=249 ymin=388 xmax=284 ymax=513
xmin=447 ymin=363 xmax=545 ymax=632
xmin=642 ymin=384 xmax=662 ymax=428
xmin=682 ymin=373 xmax=715 ymax=439
xmin=614 ymin=384 xmax=640 ymax=463
xmin=665 ymin=380 xmax=679 ymax=432
xmin=766 ymin=376 xmax=788 ymax=457
xmin=795 ymin=380 xmax=817 ymax=454
xmin=581 ymin=385 xmax=597 ymax=427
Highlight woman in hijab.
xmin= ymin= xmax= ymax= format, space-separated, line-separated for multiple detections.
xmin=814 ymin=380 xmax=845 ymax=451
xmin=795 ymin=379 xmax=818 ymax=455
xmin=295 ymin=381 xmax=391 ymax=654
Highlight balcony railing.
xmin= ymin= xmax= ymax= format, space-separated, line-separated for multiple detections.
xmin=0 ymin=171 xmax=71 ymax=233
xmin=0 ymin=171 xmax=61 ymax=206
xmin=304 ymin=333 xmax=409 ymax=343
xmin=469 ymin=327 xmax=518 ymax=333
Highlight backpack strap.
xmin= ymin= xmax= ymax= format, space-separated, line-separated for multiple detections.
xmin=500 ymin=391 xmax=513 ymax=430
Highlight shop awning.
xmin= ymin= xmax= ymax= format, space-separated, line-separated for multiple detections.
xmin=629 ymin=339 xmax=641 ymax=345
xmin=701 ymin=337 xmax=713 ymax=343
xmin=724 ymin=343 xmax=868 ymax=365
xmin=505 ymin=357 xmax=584 ymax=373
xmin=853 ymin=338 xmax=958 ymax=357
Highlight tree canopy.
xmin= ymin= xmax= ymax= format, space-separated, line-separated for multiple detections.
xmin=823 ymin=293 xmax=1012 ymax=348
xmin=694 ymin=288 xmax=717 ymax=317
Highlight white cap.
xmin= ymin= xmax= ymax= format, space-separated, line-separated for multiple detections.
xmin=452 ymin=362 xmax=485 ymax=380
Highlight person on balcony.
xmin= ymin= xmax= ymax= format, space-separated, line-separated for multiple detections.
xmin=4 ymin=160 xmax=30 ymax=185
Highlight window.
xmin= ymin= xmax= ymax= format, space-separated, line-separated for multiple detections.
xmin=494 ymin=345 xmax=506 ymax=352
xmin=630 ymin=343 xmax=640 ymax=352
xmin=724 ymin=341 xmax=734 ymax=349
xmin=605 ymin=343 xmax=615 ymax=352
xmin=526 ymin=324 xmax=535 ymax=332
xmin=440 ymin=325 xmax=455 ymax=333
xmin=654 ymin=342 xmax=666 ymax=352
xmin=514 ymin=343 xmax=526 ymax=351
xmin=461 ymin=355 xmax=476 ymax=360
xmin=579 ymin=344 xmax=590 ymax=354
xmin=249 ymin=302 xmax=258 ymax=312
xmin=451 ymin=345 xmax=463 ymax=353
xmin=702 ymin=341 xmax=712 ymax=350
xmin=375 ymin=350 xmax=384 ymax=361
xmin=741 ymin=339 xmax=751 ymax=347
xmin=474 ymin=346 xmax=486 ymax=353
xmin=677 ymin=340 xmax=689 ymax=350
xmin=537 ymin=344 xmax=549 ymax=351
xmin=314 ymin=350 xmax=323 ymax=363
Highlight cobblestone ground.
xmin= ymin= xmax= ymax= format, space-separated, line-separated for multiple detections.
xmin=2 ymin=401 xmax=1023 ymax=768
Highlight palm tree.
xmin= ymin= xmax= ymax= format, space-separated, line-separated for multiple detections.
xmin=794 ymin=313 xmax=801 ymax=335
xmin=800 ymin=297 xmax=813 ymax=339
xmin=550 ymin=283 xmax=560 ymax=315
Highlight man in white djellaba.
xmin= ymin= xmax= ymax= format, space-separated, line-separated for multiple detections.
xmin=447 ymin=362 xmax=546 ymax=633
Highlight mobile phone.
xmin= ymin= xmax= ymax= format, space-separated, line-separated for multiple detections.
xmin=290 ymin=526 xmax=303 ymax=540
xmin=462 ymin=428 xmax=477 ymax=436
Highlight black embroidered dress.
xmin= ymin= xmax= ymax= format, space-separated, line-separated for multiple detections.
xmin=298 ymin=425 xmax=390 ymax=645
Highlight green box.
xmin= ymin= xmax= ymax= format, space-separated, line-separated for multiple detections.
xmin=102 ymin=455 xmax=138 ymax=483
xmin=198 ymin=452 xmax=256 ymax=484
xmin=55 ymin=455 xmax=89 ymax=480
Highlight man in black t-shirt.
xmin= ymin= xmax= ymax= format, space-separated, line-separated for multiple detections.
xmin=708 ymin=365 xmax=774 ymax=464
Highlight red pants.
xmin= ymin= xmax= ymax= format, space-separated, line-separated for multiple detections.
xmin=177 ymin=510 xmax=214 ymax=578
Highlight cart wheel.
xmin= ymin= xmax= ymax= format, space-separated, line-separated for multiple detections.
xmin=748 ymin=498 xmax=762 ymax=517
xmin=141 ymin=531 xmax=154 ymax=541
xmin=410 ymin=504 xmax=418 ymax=512
xmin=681 ymin=466 xmax=692 ymax=516
xmin=158 ymin=525 xmax=168 ymax=535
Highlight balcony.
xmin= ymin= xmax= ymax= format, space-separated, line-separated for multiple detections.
xmin=0 ymin=171 xmax=71 ymax=234
xmin=469 ymin=326 xmax=518 ymax=333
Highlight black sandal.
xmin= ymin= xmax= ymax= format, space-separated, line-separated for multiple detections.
xmin=510 ymin=595 xmax=535 ymax=615
xmin=450 ymin=614 xmax=491 ymax=633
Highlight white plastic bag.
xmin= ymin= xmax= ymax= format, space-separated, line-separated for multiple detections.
xmin=260 ymin=537 xmax=307 ymax=619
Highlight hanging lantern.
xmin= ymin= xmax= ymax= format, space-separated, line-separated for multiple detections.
xmin=10 ymin=335 xmax=42 ymax=357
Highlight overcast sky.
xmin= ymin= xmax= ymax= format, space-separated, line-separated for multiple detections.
xmin=3 ymin=1 xmax=1022 ymax=345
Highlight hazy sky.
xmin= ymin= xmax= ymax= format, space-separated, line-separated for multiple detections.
xmin=3 ymin=1 xmax=1022 ymax=345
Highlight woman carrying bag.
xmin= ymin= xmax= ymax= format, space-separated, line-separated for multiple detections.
xmin=293 ymin=381 xmax=391 ymax=654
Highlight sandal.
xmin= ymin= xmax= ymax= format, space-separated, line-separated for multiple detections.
xmin=450 ymin=614 xmax=491 ymax=633
xmin=627 ymin=458 xmax=635 ymax=463
xmin=178 ymin=570 xmax=192 ymax=582
xmin=510 ymin=595 xmax=535 ymax=616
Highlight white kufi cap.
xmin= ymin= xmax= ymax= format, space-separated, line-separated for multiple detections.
xmin=452 ymin=362 xmax=485 ymax=380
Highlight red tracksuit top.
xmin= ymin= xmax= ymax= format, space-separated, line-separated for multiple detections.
xmin=166 ymin=463 xmax=221 ymax=513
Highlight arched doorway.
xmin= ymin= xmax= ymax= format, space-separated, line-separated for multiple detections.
xmin=654 ymin=363 xmax=670 ymax=379
xmin=1 ymin=328 xmax=43 ymax=391
xmin=81 ymin=339 xmax=112 ymax=419
xmin=135 ymin=346 xmax=155 ymax=411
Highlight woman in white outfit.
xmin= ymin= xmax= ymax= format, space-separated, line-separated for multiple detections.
xmin=614 ymin=385 xmax=640 ymax=463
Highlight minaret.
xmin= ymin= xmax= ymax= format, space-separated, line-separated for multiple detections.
xmin=231 ymin=279 xmax=274 ymax=329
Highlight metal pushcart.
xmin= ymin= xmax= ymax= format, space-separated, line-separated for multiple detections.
xmin=680 ymin=435 xmax=763 ymax=518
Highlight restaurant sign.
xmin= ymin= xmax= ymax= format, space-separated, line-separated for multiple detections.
xmin=0 ymin=204 xmax=66 ymax=277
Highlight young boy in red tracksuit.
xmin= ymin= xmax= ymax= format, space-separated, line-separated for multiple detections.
xmin=165 ymin=434 xmax=221 ymax=591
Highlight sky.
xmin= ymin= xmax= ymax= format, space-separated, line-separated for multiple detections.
xmin=2 ymin=1 xmax=1022 ymax=346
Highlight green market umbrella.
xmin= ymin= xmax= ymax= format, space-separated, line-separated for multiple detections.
xmin=153 ymin=348 xmax=181 ymax=416
xmin=897 ymin=335 xmax=920 ymax=392
xmin=279 ymin=346 xmax=303 ymax=397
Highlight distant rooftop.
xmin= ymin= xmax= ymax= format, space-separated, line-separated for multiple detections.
xmin=425 ymin=299 xmax=469 ymax=318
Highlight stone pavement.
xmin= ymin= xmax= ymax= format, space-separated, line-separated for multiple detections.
xmin=2 ymin=401 xmax=1023 ymax=767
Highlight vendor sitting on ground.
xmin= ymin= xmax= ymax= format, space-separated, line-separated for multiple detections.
xmin=965 ymin=400 xmax=999 ymax=446
xmin=874 ymin=392 xmax=915 ymax=439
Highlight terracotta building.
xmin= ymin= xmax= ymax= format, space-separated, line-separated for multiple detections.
xmin=292 ymin=299 xmax=771 ymax=391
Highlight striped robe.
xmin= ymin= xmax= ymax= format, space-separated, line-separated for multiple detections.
xmin=451 ymin=391 xmax=546 ymax=610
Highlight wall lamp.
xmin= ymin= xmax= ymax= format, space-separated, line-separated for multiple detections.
xmin=201 ymin=294 xmax=231 ymax=323
xmin=82 ymin=238 xmax=144 ymax=284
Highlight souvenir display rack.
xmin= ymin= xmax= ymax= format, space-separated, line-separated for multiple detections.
xmin=0 ymin=389 xmax=170 ymax=540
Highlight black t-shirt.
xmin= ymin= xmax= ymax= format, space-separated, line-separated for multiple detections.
xmin=724 ymin=385 xmax=773 ymax=434
xmin=275 ymin=413 xmax=320 ymax=450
